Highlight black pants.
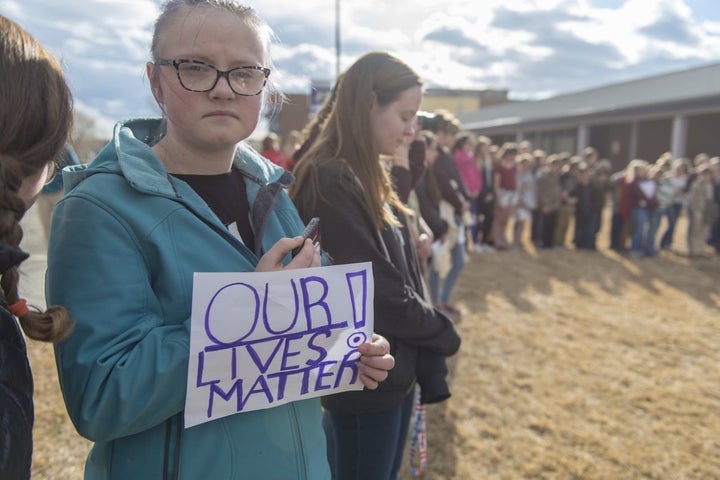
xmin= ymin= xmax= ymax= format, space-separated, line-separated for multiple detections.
xmin=539 ymin=210 xmax=558 ymax=248
xmin=477 ymin=198 xmax=495 ymax=245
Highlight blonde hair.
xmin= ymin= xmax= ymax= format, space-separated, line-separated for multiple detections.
xmin=625 ymin=159 xmax=648 ymax=183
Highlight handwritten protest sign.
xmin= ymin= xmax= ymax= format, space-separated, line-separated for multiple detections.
xmin=185 ymin=262 xmax=374 ymax=428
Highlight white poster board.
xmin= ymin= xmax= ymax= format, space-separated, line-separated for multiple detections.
xmin=185 ymin=262 xmax=374 ymax=428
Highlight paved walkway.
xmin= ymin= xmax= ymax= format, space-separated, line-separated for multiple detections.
xmin=18 ymin=203 xmax=49 ymax=307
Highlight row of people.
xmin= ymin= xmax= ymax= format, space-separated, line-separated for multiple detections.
xmin=611 ymin=154 xmax=720 ymax=258
xmin=2 ymin=4 xmax=461 ymax=480
xmin=427 ymin=128 xmax=720 ymax=258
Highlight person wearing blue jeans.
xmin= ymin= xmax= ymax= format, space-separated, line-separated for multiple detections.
xmin=659 ymin=159 xmax=690 ymax=250
xmin=627 ymin=160 xmax=660 ymax=257
xmin=429 ymin=222 xmax=466 ymax=314
xmin=659 ymin=202 xmax=683 ymax=249
xmin=323 ymin=387 xmax=415 ymax=480
xmin=630 ymin=207 xmax=661 ymax=256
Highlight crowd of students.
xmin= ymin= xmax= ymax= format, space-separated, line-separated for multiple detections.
xmin=6 ymin=1 xmax=720 ymax=478
xmin=330 ymin=127 xmax=720 ymax=262
xmin=263 ymin=112 xmax=720 ymax=322
xmin=264 ymin=126 xmax=714 ymax=329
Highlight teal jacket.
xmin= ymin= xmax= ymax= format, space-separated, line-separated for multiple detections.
xmin=46 ymin=119 xmax=330 ymax=480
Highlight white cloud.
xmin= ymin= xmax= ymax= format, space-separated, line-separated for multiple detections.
xmin=4 ymin=0 xmax=719 ymax=131
xmin=0 ymin=0 xmax=23 ymax=17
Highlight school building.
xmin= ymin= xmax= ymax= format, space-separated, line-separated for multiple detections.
xmin=457 ymin=62 xmax=720 ymax=172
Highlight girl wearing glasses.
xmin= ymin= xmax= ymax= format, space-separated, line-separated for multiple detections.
xmin=46 ymin=2 xmax=393 ymax=479
xmin=0 ymin=15 xmax=75 ymax=479
xmin=290 ymin=52 xmax=461 ymax=480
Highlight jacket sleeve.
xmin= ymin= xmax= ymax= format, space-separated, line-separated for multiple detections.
xmin=627 ymin=182 xmax=643 ymax=209
xmin=415 ymin=177 xmax=448 ymax=240
xmin=47 ymin=195 xmax=190 ymax=442
xmin=416 ymin=349 xmax=451 ymax=404
xmin=408 ymin=140 xmax=427 ymax=190
xmin=0 ymin=310 xmax=33 ymax=479
xmin=433 ymin=155 xmax=467 ymax=213
xmin=294 ymin=166 xmax=459 ymax=356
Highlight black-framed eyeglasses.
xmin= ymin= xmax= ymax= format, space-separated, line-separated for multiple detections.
xmin=155 ymin=59 xmax=270 ymax=96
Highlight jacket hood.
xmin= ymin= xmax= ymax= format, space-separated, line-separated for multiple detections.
xmin=62 ymin=117 xmax=291 ymax=195
xmin=61 ymin=117 xmax=296 ymax=257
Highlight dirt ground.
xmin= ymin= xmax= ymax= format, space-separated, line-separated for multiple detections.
xmin=23 ymin=210 xmax=720 ymax=479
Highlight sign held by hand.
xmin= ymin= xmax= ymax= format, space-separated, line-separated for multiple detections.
xmin=185 ymin=262 xmax=374 ymax=428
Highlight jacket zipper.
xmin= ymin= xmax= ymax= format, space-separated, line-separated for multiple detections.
xmin=163 ymin=414 xmax=183 ymax=480
xmin=289 ymin=403 xmax=307 ymax=480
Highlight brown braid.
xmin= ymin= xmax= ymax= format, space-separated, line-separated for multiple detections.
xmin=1 ymin=15 xmax=74 ymax=342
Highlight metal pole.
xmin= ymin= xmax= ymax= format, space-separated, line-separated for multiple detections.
xmin=335 ymin=0 xmax=341 ymax=80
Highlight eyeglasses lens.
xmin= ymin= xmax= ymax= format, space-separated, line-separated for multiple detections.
xmin=177 ymin=62 xmax=266 ymax=96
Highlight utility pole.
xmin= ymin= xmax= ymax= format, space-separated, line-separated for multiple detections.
xmin=335 ymin=0 xmax=341 ymax=80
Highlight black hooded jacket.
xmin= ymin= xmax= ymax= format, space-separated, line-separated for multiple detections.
xmin=293 ymin=162 xmax=461 ymax=413
xmin=0 ymin=241 xmax=33 ymax=479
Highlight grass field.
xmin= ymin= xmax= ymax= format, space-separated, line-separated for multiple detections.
xmin=22 ymin=209 xmax=720 ymax=479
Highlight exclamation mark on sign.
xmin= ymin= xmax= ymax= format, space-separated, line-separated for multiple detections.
xmin=345 ymin=270 xmax=368 ymax=328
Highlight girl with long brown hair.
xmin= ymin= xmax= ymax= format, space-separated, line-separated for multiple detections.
xmin=0 ymin=14 xmax=74 ymax=479
xmin=290 ymin=51 xmax=460 ymax=480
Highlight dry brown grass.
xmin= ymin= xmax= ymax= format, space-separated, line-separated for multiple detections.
xmin=23 ymin=211 xmax=720 ymax=479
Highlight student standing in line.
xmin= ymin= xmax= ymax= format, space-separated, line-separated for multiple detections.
xmin=415 ymin=131 xmax=451 ymax=274
xmin=424 ymin=110 xmax=469 ymax=315
xmin=626 ymin=159 xmax=659 ymax=257
xmin=535 ymin=155 xmax=563 ymax=249
xmin=46 ymin=3 xmax=394 ymax=479
xmin=609 ymin=160 xmax=633 ymax=252
xmin=686 ymin=165 xmax=714 ymax=257
xmin=570 ymin=163 xmax=599 ymax=250
xmin=290 ymin=51 xmax=461 ymax=480
xmin=0 ymin=15 xmax=75 ymax=479
xmin=513 ymin=152 xmax=538 ymax=249
xmin=554 ymin=155 xmax=580 ymax=248
xmin=452 ymin=131 xmax=481 ymax=251
xmin=490 ymin=142 xmax=519 ymax=250
xmin=658 ymin=158 xmax=690 ymax=251
xmin=529 ymin=149 xmax=547 ymax=247
xmin=474 ymin=136 xmax=496 ymax=252
xmin=260 ymin=132 xmax=286 ymax=169
xmin=708 ymin=158 xmax=720 ymax=254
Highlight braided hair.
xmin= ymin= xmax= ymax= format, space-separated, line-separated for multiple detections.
xmin=0 ymin=15 xmax=74 ymax=342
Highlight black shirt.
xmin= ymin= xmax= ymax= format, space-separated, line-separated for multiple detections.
xmin=173 ymin=168 xmax=255 ymax=248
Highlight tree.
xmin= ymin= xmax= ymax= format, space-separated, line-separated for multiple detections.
xmin=69 ymin=109 xmax=109 ymax=163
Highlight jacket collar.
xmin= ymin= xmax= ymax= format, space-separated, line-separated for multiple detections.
xmin=63 ymin=118 xmax=290 ymax=195
xmin=63 ymin=118 xmax=295 ymax=258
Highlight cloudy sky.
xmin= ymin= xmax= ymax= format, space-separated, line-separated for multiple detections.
xmin=3 ymin=0 xmax=720 ymax=136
